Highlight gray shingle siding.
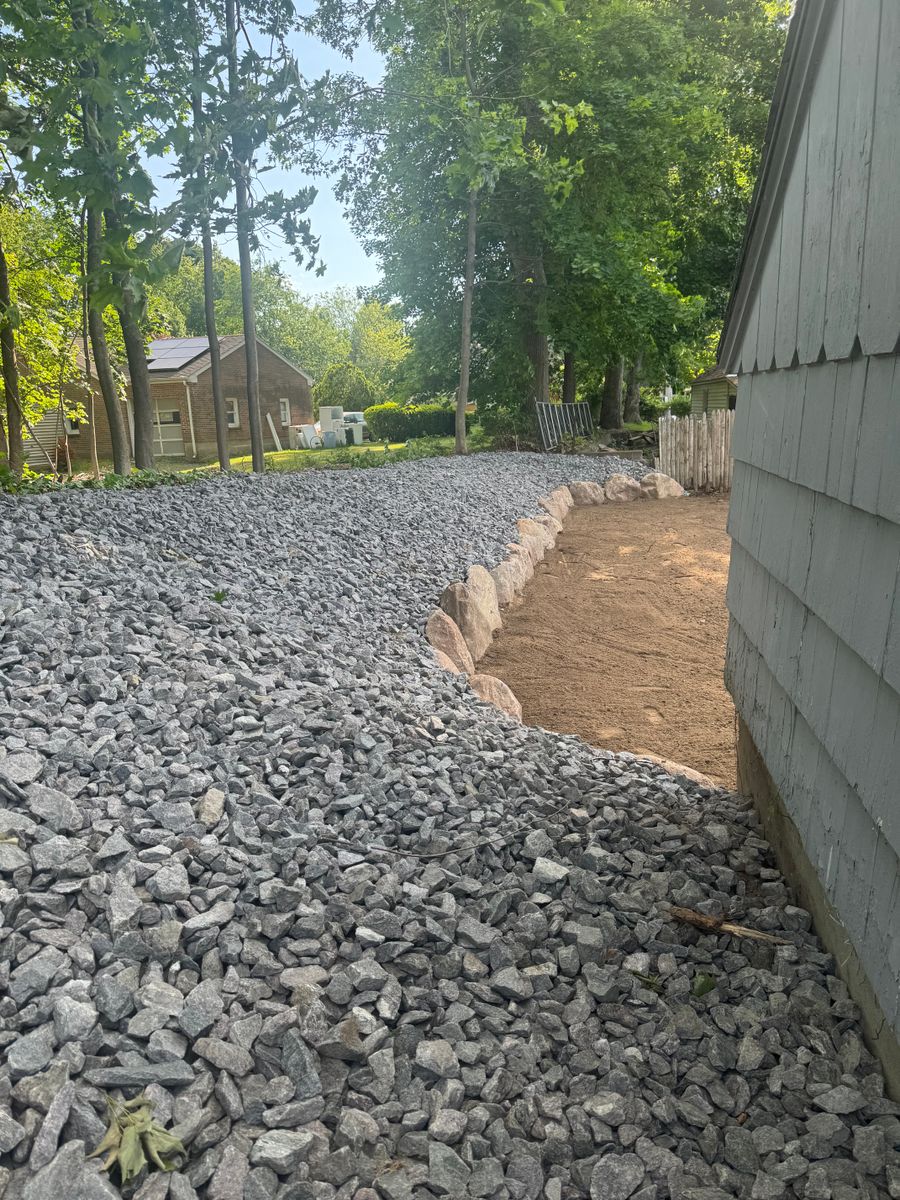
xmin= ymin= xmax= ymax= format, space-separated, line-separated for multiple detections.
xmin=722 ymin=0 xmax=900 ymax=1061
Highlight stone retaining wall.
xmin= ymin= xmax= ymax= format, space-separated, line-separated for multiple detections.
xmin=425 ymin=471 xmax=686 ymax=720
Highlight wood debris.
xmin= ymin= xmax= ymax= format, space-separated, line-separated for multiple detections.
xmin=669 ymin=906 xmax=788 ymax=944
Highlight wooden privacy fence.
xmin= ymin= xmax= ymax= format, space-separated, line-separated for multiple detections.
xmin=536 ymin=401 xmax=593 ymax=450
xmin=657 ymin=410 xmax=734 ymax=492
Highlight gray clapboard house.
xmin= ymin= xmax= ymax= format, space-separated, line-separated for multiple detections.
xmin=720 ymin=0 xmax=900 ymax=1089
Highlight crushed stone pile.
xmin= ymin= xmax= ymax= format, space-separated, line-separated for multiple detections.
xmin=0 ymin=453 xmax=897 ymax=1200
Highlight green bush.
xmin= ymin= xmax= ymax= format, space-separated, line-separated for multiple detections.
xmin=313 ymin=363 xmax=378 ymax=418
xmin=363 ymin=401 xmax=457 ymax=442
xmin=0 ymin=464 xmax=209 ymax=496
xmin=639 ymin=391 xmax=692 ymax=421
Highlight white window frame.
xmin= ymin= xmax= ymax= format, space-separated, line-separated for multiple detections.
xmin=279 ymin=397 xmax=291 ymax=427
xmin=225 ymin=397 xmax=240 ymax=429
xmin=64 ymin=416 xmax=81 ymax=436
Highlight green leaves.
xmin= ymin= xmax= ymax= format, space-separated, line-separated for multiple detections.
xmin=693 ymin=973 xmax=718 ymax=997
xmin=89 ymin=1093 xmax=185 ymax=1184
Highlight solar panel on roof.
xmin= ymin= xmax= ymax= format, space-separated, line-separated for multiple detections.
xmin=147 ymin=337 xmax=210 ymax=370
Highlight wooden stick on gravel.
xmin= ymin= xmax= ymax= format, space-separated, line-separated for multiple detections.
xmin=669 ymin=906 xmax=789 ymax=944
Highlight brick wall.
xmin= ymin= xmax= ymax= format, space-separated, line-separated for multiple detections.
xmin=69 ymin=343 xmax=312 ymax=467
xmin=66 ymin=383 xmax=131 ymax=467
xmin=188 ymin=343 xmax=312 ymax=460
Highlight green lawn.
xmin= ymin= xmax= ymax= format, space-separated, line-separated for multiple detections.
xmin=219 ymin=442 xmax=410 ymax=472
xmin=190 ymin=430 xmax=493 ymax=474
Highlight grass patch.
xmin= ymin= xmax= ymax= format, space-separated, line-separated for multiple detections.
xmin=195 ymin=428 xmax=492 ymax=474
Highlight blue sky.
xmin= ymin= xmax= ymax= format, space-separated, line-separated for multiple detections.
xmin=261 ymin=27 xmax=385 ymax=296
xmin=153 ymin=25 xmax=385 ymax=298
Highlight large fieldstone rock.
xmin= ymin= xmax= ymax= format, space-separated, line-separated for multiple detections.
xmin=425 ymin=608 xmax=475 ymax=674
xmin=433 ymin=650 xmax=462 ymax=674
xmin=604 ymin=473 xmax=644 ymax=502
xmin=469 ymin=674 xmax=523 ymax=722
xmin=466 ymin=565 xmax=502 ymax=635
xmin=535 ymin=513 xmax=562 ymax=540
xmin=568 ymin=480 xmax=606 ymax=506
xmin=640 ymin=470 xmax=685 ymax=499
xmin=538 ymin=486 xmax=573 ymax=523
xmin=506 ymin=542 xmax=535 ymax=582
xmin=516 ymin=518 xmax=555 ymax=565
xmin=439 ymin=582 xmax=494 ymax=662
xmin=491 ymin=553 xmax=530 ymax=607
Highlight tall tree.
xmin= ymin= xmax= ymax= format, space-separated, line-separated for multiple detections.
xmin=186 ymin=0 xmax=229 ymax=470
xmin=0 ymin=199 xmax=23 ymax=475
xmin=331 ymin=0 xmax=787 ymax=436
xmin=600 ymin=357 xmax=623 ymax=430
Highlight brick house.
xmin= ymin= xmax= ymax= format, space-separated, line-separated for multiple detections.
xmin=62 ymin=335 xmax=313 ymax=465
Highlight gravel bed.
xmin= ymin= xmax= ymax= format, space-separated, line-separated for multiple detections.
xmin=0 ymin=452 xmax=897 ymax=1200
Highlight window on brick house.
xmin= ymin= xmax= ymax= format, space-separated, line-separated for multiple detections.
xmin=279 ymin=398 xmax=291 ymax=426
xmin=225 ymin=397 xmax=240 ymax=428
xmin=64 ymin=416 xmax=81 ymax=435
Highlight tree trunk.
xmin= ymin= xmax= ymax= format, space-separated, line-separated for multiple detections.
xmin=202 ymin=228 xmax=229 ymax=469
xmin=227 ymin=0 xmax=264 ymax=473
xmin=80 ymin=211 xmax=101 ymax=479
xmin=562 ymin=351 xmax=576 ymax=404
xmin=456 ymin=187 xmax=478 ymax=455
xmin=508 ymin=241 xmax=550 ymax=416
xmin=190 ymin=0 xmax=229 ymax=471
xmin=0 ymin=222 xmax=24 ymax=477
xmin=116 ymin=290 xmax=154 ymax=469
xmin=526 ymin=326 xmax=550 ymax=411
xmin=85 ymin=207 xmax=131 ymax=475
xmin=600 ymin=357 xmax=624 ymax=430
xmin=103 ymin=206 xmax=153 ymax=469
xmin=624 ymin=354 xmax=642 ymax=424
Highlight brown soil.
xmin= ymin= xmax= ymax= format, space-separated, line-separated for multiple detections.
xmin=480 ymin=496 xmax=736 ymax=786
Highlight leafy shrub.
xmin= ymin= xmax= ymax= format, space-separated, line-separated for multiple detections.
xmin=670 ymin=394 xmax=692 ymax=417
xmin=640 ymin=391 xmax=691 ymax=421
xmin=363 ymin=401 xmax=457 ymax=442
xmin=313 ymin=363 xmax=378 ymax=418
xmin=0 ymin=464 xmax=209 ymax=495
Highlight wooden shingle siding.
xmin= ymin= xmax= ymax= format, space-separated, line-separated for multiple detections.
xmin=860 ymin=2 xmax=900 ymax=351
xmin=721 ymin=2 xmax=900 ymax=1064
xmin=823 ymin=0 xmax=881 ymax=361
xmin=732 ymin=0 xmax=900 ymax=373
xmin=726 ymin=619 xmax=900 ymax=1032
xmin=796 ymin=14 xmax=840 ymax=365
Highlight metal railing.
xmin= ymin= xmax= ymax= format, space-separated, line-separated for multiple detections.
xmin=536 ymin=401 xmax=594 ymax=450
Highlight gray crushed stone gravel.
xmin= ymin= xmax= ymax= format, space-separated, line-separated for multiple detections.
xmin=0 ymin=452 xmax=897 ymax=1200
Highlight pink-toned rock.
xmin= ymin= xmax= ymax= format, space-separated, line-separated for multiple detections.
xmin=491 ymin=556 xmax=528 ymax=607
xmin=425 ymin=608 xmax=475 ymax=674
xmin=469 ymin=674 xmax=523 ymax=722
xmin=433 ymin=649 xmax=462 ymax=674
xmin=535 ymin=513 xmax=562 ymax=540
xmin=515 ymin=518 xmax=553 ymax=565
xmin=604 ymin=473 xmax=644 ymax=502
xmin=640 ymin=471 xmax=685 ymax=500
xmin=538 ymin=486 xmax=573 ymax=523
xmin=439 ymin=582 xmax=494 ymax=661
xmin=568 ymin=480 xmax=606 ymax=506
xmin=466 ymin=565 xmax=501 ymax=634
xmin=506 ymin=542 xmax=535 ymax=583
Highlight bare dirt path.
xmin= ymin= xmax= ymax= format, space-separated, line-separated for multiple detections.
xmin=480 ymin=495 xmax=736 ymax=785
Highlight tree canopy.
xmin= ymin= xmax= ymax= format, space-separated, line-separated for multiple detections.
xmin=0 ymin=0 xmax=788 ymax=471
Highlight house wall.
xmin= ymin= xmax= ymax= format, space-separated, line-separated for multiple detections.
xmin=188 ymin=342 xmax=312 ymax=460
xmin=723 ymin=0 xmax=900 ymax=1091
xmin=30 ymin=382 xmax=129 ymax=471
xmin=69 ymin=343 xmax=312 ymax=466
xmin=690 ymin=379 xmax=733 ymax=416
